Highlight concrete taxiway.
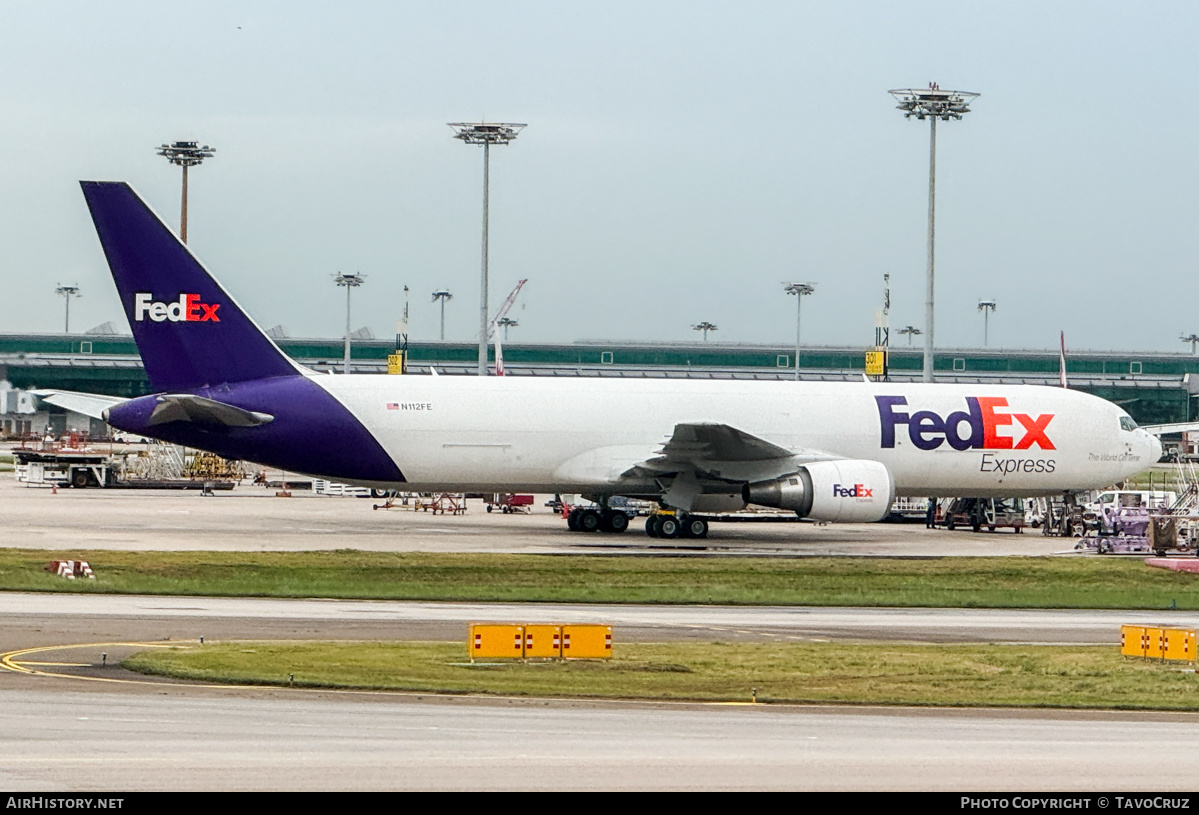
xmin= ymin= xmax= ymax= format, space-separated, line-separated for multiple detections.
xmin=4 ymin=686 xmax=1199 ymax=791
xmin=0 ymin=476 xmax=1076 ymax=556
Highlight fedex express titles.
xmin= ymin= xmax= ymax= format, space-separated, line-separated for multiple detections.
xmin=132 ymin=292 xmax=220 ymax=323
xmin=875 ymin=395 xmax=1057 ymax=475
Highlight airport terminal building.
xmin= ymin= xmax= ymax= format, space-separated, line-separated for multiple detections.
xmin=2 ymin=332 xmax=1197 ymax=438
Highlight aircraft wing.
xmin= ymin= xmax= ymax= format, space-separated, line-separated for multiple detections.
xmin=1142 ymin=421 xmax=1199 ymax=436
xmin=632 ymin=422 xmax=838 ymax=481
xmin=31 ymin=389 xmax=127 ymax=421
xmin=553 ymin=422 xmax=837 ymax=489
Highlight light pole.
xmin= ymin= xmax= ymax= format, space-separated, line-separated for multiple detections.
xmin=897 ymin=325 xmax=922 ymax=346
xmin=977 ymin=299 xmax=997 ymax=346
xmin=448 ymin=122 xmax=526 ymax=376
xmin=156 ymin=141 xmax=215 ymax=243
xmin=692 ymin=321 xmax=718 ymax=341
xmin=889 ymin=84 xmax=978 ymax=382
xmin=497 ymin=316 xmax=519 ymax=341
xmin=334 ymin=272 xmax=365 ymax=374
xmin=55 ymin=284 xmax=80 ymax=333
xmin=1182 ymin=334 xmax=1199 ymax=355
xmin=431 ymin=290 xmax=453 ymax=341
xmin=784 ymin=283 xmax=815 ymax=380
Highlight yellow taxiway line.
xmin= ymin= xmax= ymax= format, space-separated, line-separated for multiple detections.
xmin=0 ymin=641 xmax=180 ymax=677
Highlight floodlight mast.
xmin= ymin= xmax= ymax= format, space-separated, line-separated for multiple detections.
xmin=977 ymin=299 xmax=997 ymax=346
xmin=889 ymin=84 xmax=978 ymax=381
xmin=784 ymin=283 xmax=816 ymax=380
xmin=55 ymin=284 xmax=80 ymax=333
xmin=1182 ymin=334 xmax=1199 ymax=355
xmin=497 ymin=316 xmax=519 ymax=341
xmin=156 ymin=141 xmax=216 ymax=243
xmin=432 ymin=290 xmax=453 ymax=341
xmin=334 ymin=272 xmax=365 ymax=374
xmin=692 ymin=321 xmax=718 ymax=341
xmin=448 ymin=122 xmax=526 ymax=376
xmin=897 ymin=325 xmax=922 ymax=346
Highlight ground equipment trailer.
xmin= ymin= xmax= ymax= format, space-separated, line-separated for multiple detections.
xmin=485 ymin=493 xmax=535 ymax=514
xmin=13 ymin=449 xmax=112 ymax=488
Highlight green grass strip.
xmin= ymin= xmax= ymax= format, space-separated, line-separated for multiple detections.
xmin=124 ymin=640 xmax=1199 ymax=710
xmin=3 ymin=549 xmax=1199 ymax=608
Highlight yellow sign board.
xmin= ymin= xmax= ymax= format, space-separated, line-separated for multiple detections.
xmin=865 ymin=350 xmax=885 ymax=376
xmin=468 ymin=623 xmax=613 ymax=661
xmin=1120 ymin=625 xmax=1196 ymax=662
xmin=523 ymin=625 xmax=563 ymax=659
xmin=468 ymin=624 xmax=524 ymax=660
xmin=387 ymin=352 xmax=405 ymax=375
xmin=562 ymin=625 xmax=613 ymax=660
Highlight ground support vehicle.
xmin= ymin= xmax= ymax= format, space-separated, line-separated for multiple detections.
xmin=1034 ymin=496 xmax=1088 ymax=537
xmin=888 ymin=496 xmax=932 ymax=521
xmin=13 ymin=449 xmax=112 ymax=488
xmin=1076 ymin=508 xmax=1197 ymax=556
xmin=1083 ymin=490 xmax=1177 ymax=532
xmin=418 ymin=493 xmax=467 ymax=515
xmin=1074 ymin=504 xmax=1147 ymax=553
xmin=941 ymin=498 xmax=1026 ymax=533
xmin=1076 ymin=535 xmax=1155 ymax=555
xmin=485 ymin=493 xmax=535 ymax=514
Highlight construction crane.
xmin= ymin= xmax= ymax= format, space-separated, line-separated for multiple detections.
xmin=486 ymin=279 xmax=527 ymax=376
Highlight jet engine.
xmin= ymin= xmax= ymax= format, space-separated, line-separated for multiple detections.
xmin=743 ymin=460 xmax=895 ymax=523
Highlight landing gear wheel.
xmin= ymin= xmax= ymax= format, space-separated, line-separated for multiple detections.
xmin=658 ymin=516 xmax=680 ymax=539
xmin=682 ymin=518 xmax=708 ymax=538
xmin=646 ymin=516 xmax=659 ymax=537
xmin=605 ymin=512 xmax=629 ymax=533
xmin=567 ymin=507 xmax=582 ymax=532
xmin=579 ymin=509 xmax=601 ymax=533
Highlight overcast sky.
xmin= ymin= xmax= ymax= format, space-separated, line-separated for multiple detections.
xmin=1 ymin=2 xmax=1196 ymax=353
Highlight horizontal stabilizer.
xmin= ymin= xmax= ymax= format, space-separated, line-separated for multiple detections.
xmin=144 ymin=394 xmax=275 ymax=428
xmin=31 ymin=389 xmax=126 ymax=421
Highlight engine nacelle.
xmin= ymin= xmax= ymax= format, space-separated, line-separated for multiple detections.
xmin=743 ymin=460 xmax=895 ymax=523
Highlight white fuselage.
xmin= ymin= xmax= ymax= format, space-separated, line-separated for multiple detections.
xmin=310 ymin=375 xmax=1160 ymax=497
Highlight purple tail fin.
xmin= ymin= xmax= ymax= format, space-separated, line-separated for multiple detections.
xmin=81 ymin=181 xmax=300 ymax=393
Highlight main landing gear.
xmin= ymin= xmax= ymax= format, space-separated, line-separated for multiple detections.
xmin=565 ymin=507 xmax=708 ymax=538
xmin=645 ymin=513 xmax=708 ymax=539
xmin=566 ymin=506 xmax=631 ymax=534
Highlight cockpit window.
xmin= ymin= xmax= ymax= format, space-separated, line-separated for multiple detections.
xmin=1119 ymin=416 xmax=1138 ymax=432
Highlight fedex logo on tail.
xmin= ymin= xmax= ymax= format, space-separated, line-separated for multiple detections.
xmin=133 ymin=293 xmax=221 ymax=323
xmin=876 ymin=395 xmax=1054 ymax=451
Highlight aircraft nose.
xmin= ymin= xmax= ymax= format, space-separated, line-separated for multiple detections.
xmin=1144 ymin=431 xmax=1163 ymax=463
